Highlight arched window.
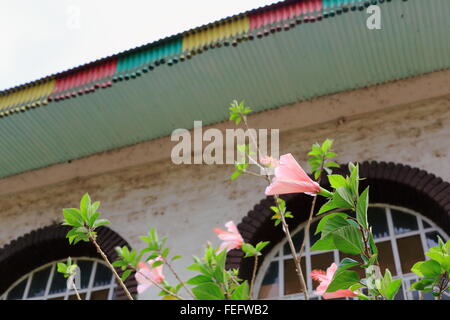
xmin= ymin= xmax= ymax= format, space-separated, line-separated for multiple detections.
xmin=254 ymin=205 xmax=448 ymax=300
xmin=1 ymin=258 xmax=116 ymax=300
xmin=227 ymin=161 xmax=450 ymax=301
xmin=0 ymin=225 xmax=137 ymax=300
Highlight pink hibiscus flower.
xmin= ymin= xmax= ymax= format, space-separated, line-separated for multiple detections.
xmin=310 ymin=263 xmax=358 ymax=299
xmin=213 ymin=221 xmax=244 ymax=252
xmin=265 ymin=153 xmax=321 ymax=196
xmin=135 ymin=257 xmax=165 ymax=294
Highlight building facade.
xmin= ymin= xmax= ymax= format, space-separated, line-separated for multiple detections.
xmin=0 ymin=0 xmax=449 ymax=300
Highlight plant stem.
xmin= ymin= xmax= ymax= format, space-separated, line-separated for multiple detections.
xmin=249 ymin=255 xmax=259 ymax=300
xmin=275 ymin=194 xmax=309 ymax=300
xmin=159 ymin=254 xmax=196 ymax=300
xmin=72 ymin=279 xmax=82 ymax=300
xmin=90 ymin=237 xmax=134 ymax=300
xmin=240 ymin=112 xmax=308 ymax=298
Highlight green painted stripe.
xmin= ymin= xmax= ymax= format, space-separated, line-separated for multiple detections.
xmin=115 ymin=38 xmax=182 ymax=74
xmin=323 ymin=0 xmax=365 ymax=9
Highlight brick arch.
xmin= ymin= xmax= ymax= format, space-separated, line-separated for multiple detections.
xmin=227 ymin=161 xmax=450 ymax=281
xmin=0 ymin=224 xmax=137 ymax=299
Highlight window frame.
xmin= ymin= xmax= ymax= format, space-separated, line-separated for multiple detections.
xmin=0 ymin=257 xmax=117 ymax=300
xmin=253 ymin=203 xmax=449 ymax=300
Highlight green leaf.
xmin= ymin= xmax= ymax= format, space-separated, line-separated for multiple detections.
xmin=186 ymin=275 xmax=212 ymax=285
xmin=336 ymin=186 xmax=354 ymax=208
xmin=87 ymin=212 xmax=100 ymax=228
xmin=411 ymin=278 xmax=434 ymax=291
xmin=171 ymin=255 xmax=182 ymax=261
xmin=349 ymin=283 xmax=364 ymax=291
xmin=79 ymin=193 xmax=91 ymax=220
xmin=318 ymin=192 xmax=353 ymax=215
xmin=213 ymin=266 xmax=224 ymax=283
xmin=93 ymin=218 xmax=110 ymax=228
xmin=327 ymin=175 xmax=347 ymax=189
xmin=231 ymin=281 xmax=249 ymax=300
xmin=418 ymin=260 xmax=442 ymax=277
xmin=332 ymin=225 xmax=364 ymax=255
xmin=325 ymin=161 xmax=340 ymax=168
xmin=426 ymin=252 xmax=450 ymax=271
xmin=121 ymin=269 xmax=132 ymax=282
xmin=216 ymin=250 xmax=227 ymax=270
xmin=385 ymin=279 xmax=402 ymax=300
xmin=356 ymin=187 xmax=369 ymax=229
xmin=321 ymin=139 xmax=333 ymax=153
xmin=152 ymin=260 xmax=164 ymax=268
xmin=112 ymin=260 xmax=126 ymax=267
xmin=310 ymin=235 xmax=337 ymax=251
xmin=348 ymin=163 xmax=359 ymax=196
xmin=316 ymin=213 xmax=349 ymax=236
xmin=337 ymin=257 xmax=360 ymax=271
xmin=161 ymin=248 xmax=169 ymax=258
xmin=231 ymin=171 xmax=241 ymax=181
xmin=326 ymin=270 xmax=360 ymax=292
xmin=255 ymin=241 xmax=270 ymax=252
xmin=192 ymin=283 xmax=225 ymax=300
xmin=62 ymin=208 xmax=83 ymax=227
xmin=57 ymin=263 xmax=67 ymax=274
xmin=368 ymin=232 xmax=378 ymax=255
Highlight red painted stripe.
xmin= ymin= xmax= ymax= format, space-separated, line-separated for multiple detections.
xmin=52 ymin=59 xmax=117 ymax=94
xmin=249 ymin=0 xmax=322 ymax=30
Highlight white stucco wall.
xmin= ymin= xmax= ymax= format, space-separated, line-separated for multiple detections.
xmin=0 ymin=71 xmax=449 ymax=299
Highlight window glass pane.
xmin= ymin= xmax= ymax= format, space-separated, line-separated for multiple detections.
xmin=93 ymin=263 xmax=113 ymax=287
xmin=391 ymin=209 xmax=418 ymax=235
xmin=284 ymin=258 xmax=306 ymax=296
xmin=27 ymin=266 xmax=51 ymax=298
xmin=397 ymin=235 xmax=425 ymax=274
xmin=283 ymin=229 xmax=304 ymax=255
xmin=394 ymin=283 xmax=404 ymax=300
xmin=258 ymin=262 xmax=279 ymax=299
xmin=90 ymin=289 xmax=109 ymax=300
xmin=78 ymin=260 xmax=93 ymax=289
xmin=377 ymin=241 xmax=397 ymax=276
xmin=367 ymin=207 xmax=389 ymax=239
xmin=68 ymin=292 xmax=86 ymax=300
xmin=49 ymin=266 xmax=67 ymax=295
xmin=422 ymin=220 xmax=432 ymax=229
xmin=425 ymin=231 xmax=441 ymax=249
xmin=6 ymin=278 xmax=27 ymax=300
xmin=310 ymin=253 xmax=334 ymax=290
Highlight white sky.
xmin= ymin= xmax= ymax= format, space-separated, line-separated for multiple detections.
xmin=0 ymin=0 xmax=277 ymax=91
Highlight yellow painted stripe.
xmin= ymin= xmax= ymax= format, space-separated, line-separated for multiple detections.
xmin=182 ymin=16 xmax=249 ymax=51
xmin=0 ymin=80 xmax=55 ymax=110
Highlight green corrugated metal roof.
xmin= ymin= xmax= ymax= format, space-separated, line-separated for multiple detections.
xmin=0 ymin=0 xmax=449 ymax=179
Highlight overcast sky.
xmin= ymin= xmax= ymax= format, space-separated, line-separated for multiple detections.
xmin=0 ymin=0 xmax=276 ymax=91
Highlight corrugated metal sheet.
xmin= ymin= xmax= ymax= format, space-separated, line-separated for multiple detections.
xmin=323 ymin=0 xmax=364 ymax=9
xmin=182 ymin=17 xmax=249 ymax=51
xmin=52 ymin=59 xmax=117 ymax=97
xmin=0 ymin=0 xmax=449 ymax=178
xmin=250 ymin=0 xmax=322 ymax=30
xmin=0 ymin=80 xmax=55 ymax=111
xmin=115 ymin=39 xmax=182 ymax=74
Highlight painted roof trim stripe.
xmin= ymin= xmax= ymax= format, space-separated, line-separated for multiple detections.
xmin=249 ymin=0 xmax=322 ymax=30
xmin=0 ymin=0 xmax=387 ymax=117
